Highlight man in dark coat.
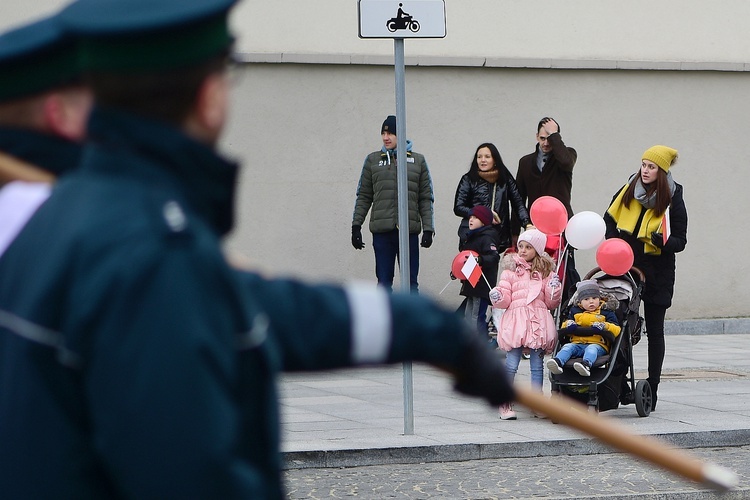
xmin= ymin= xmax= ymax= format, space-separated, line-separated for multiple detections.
xmin=513 ymin=117 xmax=579 ymax=303
xmin=0 ymin=1 xmax=514 ymax=498
xmin=514 ymin=117 xmax=577 ymax=227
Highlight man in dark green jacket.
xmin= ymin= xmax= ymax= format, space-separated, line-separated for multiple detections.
xmin=351 ymin=115 xmax=435 ymax=292
xmin=0 ymin=1 xmax=513 ymax=498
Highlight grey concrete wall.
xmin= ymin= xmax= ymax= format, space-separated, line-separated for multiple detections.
xmin=3 ymin=1 xmax=748 ymax=320
xmin=223 ymin=62 xmax=750 ymax=320
xmin=232 ymin=0 xmax=750 ymax=65
xmin=5 ymin=1 xmax=750 ymax=65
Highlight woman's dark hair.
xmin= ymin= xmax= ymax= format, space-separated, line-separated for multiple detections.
xmin=468 ymin=142 xmax=511 ymax=183
xmin=86 ymin=52 xmax=229 ymax=126
xmin=621 ymin=167 xmax=672 ymax=215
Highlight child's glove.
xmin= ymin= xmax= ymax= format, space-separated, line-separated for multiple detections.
xmin=489 ymin=288 xmax=502 ymax=305
xmin=548 ymin=272 xmax=561 ymax=289
xmin=592 ymin=322 xmax=606 ymax=331
xmin=450 ymin=272 xmax=457 ymax=280
xmin=562 ymin=320 xmax=578 ymax=331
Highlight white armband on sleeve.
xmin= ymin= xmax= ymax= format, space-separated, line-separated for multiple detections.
xmin=344 ymin=282 xmax=392 ymax=363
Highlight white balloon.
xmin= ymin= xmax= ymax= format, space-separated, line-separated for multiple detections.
xmin=565 ymin=211 xmax=606 ymax=250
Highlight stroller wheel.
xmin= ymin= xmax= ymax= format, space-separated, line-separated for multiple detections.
xmin=634 ymin=380 xmax=652 ymax=417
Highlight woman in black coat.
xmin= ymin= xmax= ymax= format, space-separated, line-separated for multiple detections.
xmin=454 ymin=143 xmax=532 ymax=252
xmin=603 ymin=145 xmax=688 ymax=410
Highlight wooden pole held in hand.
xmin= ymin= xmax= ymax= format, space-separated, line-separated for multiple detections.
xmin=514 ymin=387 xmax=739 ymax=491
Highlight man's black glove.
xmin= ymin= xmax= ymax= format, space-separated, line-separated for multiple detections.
xmin=452 ymin=335 xmax=515 ymax=406
xmin=651 ymin=232 xmax=664 ymax=249
xmin=351 ymin=225 xmax=365 ymax=250
xmin=421 ymin=231 xmax=433 ymax=248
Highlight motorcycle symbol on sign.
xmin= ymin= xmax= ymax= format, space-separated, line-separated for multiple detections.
xmin=386 ymin=3 xmax=420 ymax=33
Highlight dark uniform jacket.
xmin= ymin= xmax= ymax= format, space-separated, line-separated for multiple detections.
xmin=604 ymin=183 xmax=688 ymax=308
xmin=513 ymin=133 xmax=577 ymax=234
xmin=0 ymin=108 xmax=475 ymax=499
xmin=0 ymin=127 xmax=82 ymax=258
xmin=0 ymin=125 xmax=82 ymax=179
xmin=454 ymin=170 xmax=530 ymax=251
xmin=458 ymin=225 xmax=501 ymax=299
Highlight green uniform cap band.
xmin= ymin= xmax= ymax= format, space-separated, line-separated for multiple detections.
xmin=79 ymin=15 xmax=232 ymax=72
xmin=0 ymin=45 xmax=80 ymax=101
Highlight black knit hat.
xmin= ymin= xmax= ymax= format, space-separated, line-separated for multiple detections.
xmin=381 ymin=115 xmax=396 ymax=135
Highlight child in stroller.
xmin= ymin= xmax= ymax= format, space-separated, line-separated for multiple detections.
xmin=549 ymin=267 xmax=653 ymax=416
xmin=547 ymin=280 xmax=621 ymax=377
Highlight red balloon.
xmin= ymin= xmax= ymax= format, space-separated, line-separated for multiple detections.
xmin=529 ymin=196 xmax=568 ymax=235
xmin=596 ymin=238 xmax=634 ymax=276
xmin=451 ymin=250 xmax=479 ymax=279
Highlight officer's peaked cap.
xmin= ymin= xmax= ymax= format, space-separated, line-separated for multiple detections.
xmin=59 ymin=0 xmax=238 ymax=72
xmin=0 ymin=15 xmax=80 ymax=102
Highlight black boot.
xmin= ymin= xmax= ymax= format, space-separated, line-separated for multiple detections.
xmin=648 ymin=380 xmax=659 ymax=411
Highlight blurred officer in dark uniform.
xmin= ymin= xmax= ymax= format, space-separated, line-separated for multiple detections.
xmin=0 ymin=14 xmax=91 ymax=257
xmin=0 ymin=0 xmax=514 ymax=498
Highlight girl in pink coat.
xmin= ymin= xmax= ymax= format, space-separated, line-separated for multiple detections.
xmin=489 ymin=229 xmax=562 ymax=419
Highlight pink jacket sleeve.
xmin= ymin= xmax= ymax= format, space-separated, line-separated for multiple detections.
xmin=493 ymin=270 xmax=514 ymax=309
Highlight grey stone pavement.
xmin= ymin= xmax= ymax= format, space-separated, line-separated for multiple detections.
xmin=279 ymin=326 xmax=750 ymax=497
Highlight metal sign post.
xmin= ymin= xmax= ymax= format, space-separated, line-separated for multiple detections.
xmin=359 ymin=0 xmax=446 ymax=436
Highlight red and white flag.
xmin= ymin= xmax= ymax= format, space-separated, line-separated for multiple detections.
xmin=461 ymin=255 xmax=483 ymax=288
xmin=661 ymin=206 xmax=671 ymax=246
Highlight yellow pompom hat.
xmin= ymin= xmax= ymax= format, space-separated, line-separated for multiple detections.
xmin=642 ymin=145 xmax=678 ymax=172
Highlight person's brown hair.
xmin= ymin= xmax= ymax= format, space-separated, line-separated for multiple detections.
xmin=621 ymin=166 xmax=673 ymax=215
xmin=529 ymin=252 xmax=554 ymax=278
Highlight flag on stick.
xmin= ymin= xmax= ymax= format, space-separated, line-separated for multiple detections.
xmin=461 ymin=255 xmax=483 ymax=288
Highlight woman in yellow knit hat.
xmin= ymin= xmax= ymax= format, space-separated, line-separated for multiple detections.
xmin=603 ymin=145 xmax=688 ymax=411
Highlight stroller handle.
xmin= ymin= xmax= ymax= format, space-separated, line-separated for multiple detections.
xmin=584 ymin=266 xmax=645 ymax=283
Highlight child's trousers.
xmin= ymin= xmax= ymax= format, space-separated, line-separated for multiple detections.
xmin=556 ymin=342 xmax=607 ymax=367
xmin=505 ymin=347 xmax=545 ymax=390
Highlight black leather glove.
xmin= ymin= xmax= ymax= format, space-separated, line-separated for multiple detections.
xmin=651 ymin=232 xmax=664 ymax=249
xmin=450 ymin=272 xmax=457 ymax=280
xmin=351 ymin=225 xmax=365 ymax=250
xmin=421 ymin=231 xmax=433 ymax=248
xmin=452 ymin=335 xmax=515 ymax=406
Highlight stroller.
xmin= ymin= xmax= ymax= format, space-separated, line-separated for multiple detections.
xmin=549 ymin=266 xmax=653 ymax=417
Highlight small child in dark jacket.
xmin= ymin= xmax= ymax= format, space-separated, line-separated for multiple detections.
xmin=546 ymin=279 xmax=621 ymax=377
xmin=457 ymin=205 xmax=501 ymax=338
